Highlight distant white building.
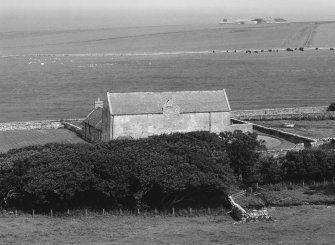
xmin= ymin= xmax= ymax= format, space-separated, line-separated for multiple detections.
xmin=219 ymin=19 xmax=234 ymax=24
xmin=235 ymin=19 xmax=258 ymax=25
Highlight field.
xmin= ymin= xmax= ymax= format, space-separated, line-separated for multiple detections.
xmin=1 ymin=22 xmax=334 ymax=55
xmin=257 ymin=134 xmax=295 ymax=150
xmin=1 ymin=22 xmax=335 ymax=122
xmin=253 ymin=120 xmax=335 ymax=139
xmin=0 ymin=205 xmax=334 ymax=244
xmin=0 ymin=129 xmax=86 ymax=153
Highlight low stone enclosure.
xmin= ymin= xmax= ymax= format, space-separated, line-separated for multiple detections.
xmin=232 ymin=106 xmax=335 ymax=155
xmin=0 ymin=119 xmax=83 ymax=132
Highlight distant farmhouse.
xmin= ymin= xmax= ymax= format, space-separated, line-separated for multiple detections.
xmin=83 ymin=90 xmax=252 ymax=142
xmin=235 ymin=19 xmax=258 ymax=25
xmin=219 ymin=17 xmax=287 ymax=25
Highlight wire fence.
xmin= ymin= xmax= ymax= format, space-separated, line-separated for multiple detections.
xmin=2 ymin=207 xmax=232 ymax=219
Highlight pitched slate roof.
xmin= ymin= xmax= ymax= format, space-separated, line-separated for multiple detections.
xmin=83 ymin=107 xmax=102 ymax=129
xmin=107 ymin=90 xmax=230 ymax=115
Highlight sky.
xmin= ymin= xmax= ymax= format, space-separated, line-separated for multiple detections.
xmin=1 ymin=0 xmax=334 ymax=31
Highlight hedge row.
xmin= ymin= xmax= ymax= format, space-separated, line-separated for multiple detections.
xmin=0 ymin=131 xmax=263 ymax=211
xmin=1 ymin=131 xmax=334 ymax=211
xmin=259 ymin=147 xmax=335 ymax=184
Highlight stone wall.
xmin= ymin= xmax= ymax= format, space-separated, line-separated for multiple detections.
xmin=62 ymin=121 xmax=83 ymax=136
xmin=110 ymin=112 xmax=249 ymax=140
xmin=0 ymin=120 xmax=63 ymax=131
xmin=0 ymin=119 xmax=84 ymax=132
xmin=231 ymin=106 xmax=335 ymax=121
xmin=112 ymin=113 xmax=212 ymax=139
xmin=252 ymin=123 xmax=315 ymax=147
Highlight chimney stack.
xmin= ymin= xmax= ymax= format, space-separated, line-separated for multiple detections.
xmin=95 ymin=98 xmax=103 ymax=109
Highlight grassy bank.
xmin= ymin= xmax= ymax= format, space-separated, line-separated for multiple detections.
xmin=239 ymin=183 xmax=335 ymax=208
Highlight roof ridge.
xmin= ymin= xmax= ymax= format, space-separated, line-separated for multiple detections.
xmin=107 ymin=89 xmax=225 ymax=95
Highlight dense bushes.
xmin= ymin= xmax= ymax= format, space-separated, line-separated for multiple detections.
xmin=255 ymin=148 xmax=335 ymax=185
xmin=1 ymin=131 xmax=262 ymax=210
xmin=1 ymin=130 xmax=334 ymax=211
xmin=327 ymin=102 xmax=335 ymax=111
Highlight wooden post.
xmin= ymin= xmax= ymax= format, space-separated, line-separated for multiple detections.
xmin=50 ymin=209 xmax=53 ymax=217
xmin=85 ymin=209 xmax=88 ymax=217
xmin=154 ymin=208 xmax=158 ymax=215
xmin=119 ymin=208 xmax=122 ymax=215
xmin=189 ymin=208 xmax=192 ymax=215
xmin=137 ymin=208 xmax=140 ymax=216
xmin=103 ymin=208 xmax=105 ymax=216
xmin=302 ymin=180 xmax=305 ymax=186
xmin=32 ymin=209 xmax=35 ymax=218
xmin=15 ymin=210 xmax=18 ymax=218
xmin=67 ymin=209 xmax=70 ymax=215
xmin=172 ymin=208 xmax=175 ymax=217
xmin=208 ymin=207 xmax=211 ymax=216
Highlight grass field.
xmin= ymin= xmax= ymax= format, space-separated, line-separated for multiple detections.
xmin=1 ymin=50 xmax=334 ymax=122
xmin=253 ymin=120 xmax=335 ymax=139
xmin=0 ymin=205 xmax=334 ymax=244
xmin=0 ymin=129 xmax=86 ymax=153
xmin=1 ymin=22 xmax=335 ymax=122
xmin=1 ymin=22 xmax=334 ymax=55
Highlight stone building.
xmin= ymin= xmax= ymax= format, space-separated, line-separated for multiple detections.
xmin=82 ymin=99 xmax=103 ymax=142
xmin=84 ymin=90 xmax=252 ymax=142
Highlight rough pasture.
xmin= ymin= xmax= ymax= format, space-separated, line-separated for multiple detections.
xmin=0 ymin=206 xmax=334 ymax=245
xmin=0 ymin=129 xmax=86 ymax=153
xmin=1 ymin=50 xmax=334 ymax=122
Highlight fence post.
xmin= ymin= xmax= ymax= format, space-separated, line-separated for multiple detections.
xmin=154 ymin=208 xmax=158 ymax=215
xmin=50 ymin=209 xmax=53 ymax=217
xmin=85 ymin=209 xmax=88 ymax=218
xmin=103 ymin=208 xmax=105 ymax=216
xmin=208 ymin=207 xmax=211 ymax=216
xmin=189 ymin=208 xmax=192 ymax=215
xmin=137 ymin=208 xmax=140 ymax=216
xmin=172 ymin=208 xmax=175 ymax=217
xmin=32 ymin=209 xmax=35 ymax=218
xmin=67 ymin=209 xmax=70 ymax=215
xmin=15 ymin=210 xmax=17 ymax=218
xmin=302 ymin=180 xmax=304 ymax=186
xmin=119 ymin=208 xmax=123 ymax=215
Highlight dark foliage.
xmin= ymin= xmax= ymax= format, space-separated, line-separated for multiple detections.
xmin=1 ymin=131 xmax=266 ymax=211
xmin=219 ymin=131 xmax=266 ymax=184
xmin=2 ymin=130 xmax=334 ymax=211
xmin=282 ymin=149 xmax=335 ymax=183
xmin=327 ymin=102 xmax=335 ymax=111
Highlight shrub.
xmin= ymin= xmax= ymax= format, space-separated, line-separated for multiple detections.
xmin=327 ymin=102 xmax=335 ymax=111
xmin=1 ymin=132 xmax=250 ymax=210
xmin=219 ymin=131 xmax=266 ymax=184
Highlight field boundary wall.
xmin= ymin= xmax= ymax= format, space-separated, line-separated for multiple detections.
xmin=62 ymin=122 xmax=83 ymax=136
xmin=231 ymin=118 xmax=315 ymax=148
xmin=0 ymin=119 xmax=84 ymax=131
xmin=231 ymin=106 xmax=335 ymax=121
